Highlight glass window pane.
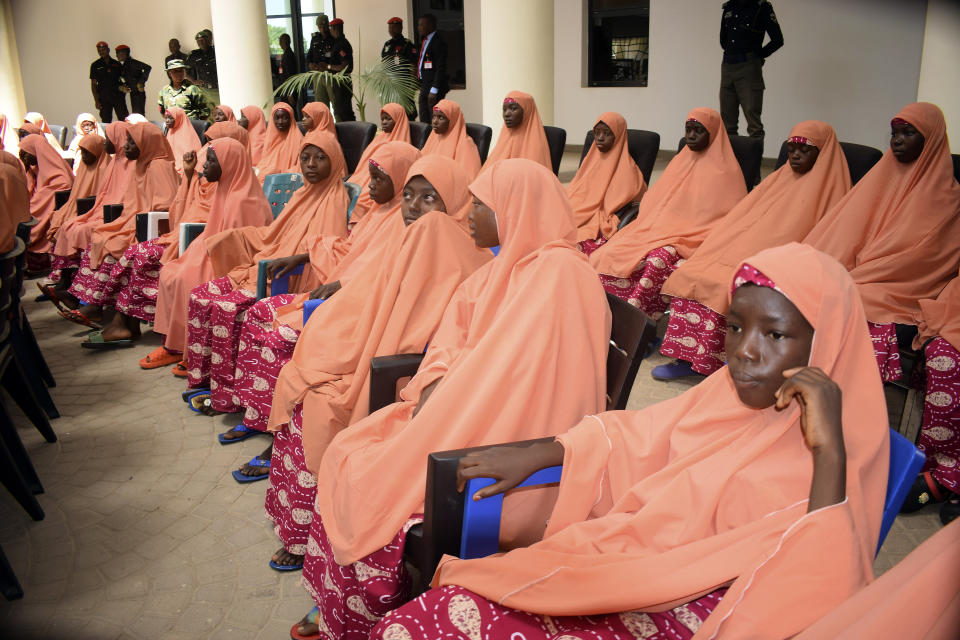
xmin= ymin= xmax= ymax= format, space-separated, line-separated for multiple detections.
xmin=300 ymin=0 xmax=333 ymax=16
xmin=588 ymin=0 xmax=649 ymax=86
xmin=267 ymin=17 xmax=294 ymax=54
xmin=265 ymin=0 xmax=291 ymax=16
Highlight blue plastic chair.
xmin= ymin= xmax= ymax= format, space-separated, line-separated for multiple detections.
xmin=254 ymin=261 xmax=305 ymax=299
xmin=262 ymin=173 xmax=304 ymax=219
xmin=460 ymin=428 xmax=926 ymax=560
xmin=303 ymin=298 xmax=324 ymax=324
xmin=344 ymin=181 xmax=361 ymax=220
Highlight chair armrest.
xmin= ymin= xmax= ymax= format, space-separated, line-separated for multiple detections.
xmin=136 ymin=211 xmax=171 ymax=243
xmin=76 ymin=197 xmax=96 ymax=215
xmin=179 ymin=223 xmax=206 ymax=255
xmin=345 ymin=181 xmax=361 ymax=220
xmin=616 ymin=202 xmax=641 ymax=230
xmin=103 ymin=203 xmax=124 ymax=224
xmin=54 ymin=190 xmax=71 ymax=210
xmin=255 ymin=260 xmax=305 ymax=299
xmin=368 ymin=353 xmax=426 ymax=413
xmin=302 ymin=298 xmax=324 ymax=325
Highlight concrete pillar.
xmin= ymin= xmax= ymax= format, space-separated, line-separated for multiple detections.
xmin=918 ymin=0 xmax=960 ymax=153
xmin=210 ymin=0 xmax=273 ymax=118
xmin=0 ymin=0 xmax=26 ymax=151
xmin=479 ymin=0 xmax=554 ymax=138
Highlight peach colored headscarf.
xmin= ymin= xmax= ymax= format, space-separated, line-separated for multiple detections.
xmin=18 ymin=134 xmax=74 ymax=253
xmin=24 ymin=112 xmax=63 ymax=152
xmin=241 ymin=106 xmax=267 ymax=164
xmin=589 ymin=107 xmax=747 ymax=277
xmin=0 ymin=163 xmax=29 ymax=252
xmin=663 ymin=120 xmax=851 ymax=315
xmin=421 ymin=99 xmax=481 ymax=178
xmin=206 ymin=129 xmax=349 ymax=291
xmin=805 ymin=102 xmax=960 ymax=325
xmin=88 ymin=123 xmax=178 ymax=268
xmin=301 ymin=102 xmax=336 ymax=134
xmin=314 ymin=159 xmax=611 ymax=565
xmin=568 ymin=112 xmax=647 ymax=242
xmin=49 ymin=134 xmax=110 ymax=240
xmin=0 ymin=114 xmax=10 ymax=151
xmin=205 ymin=121 xmax=249 ymax=149
xmin=255 ymin=102 xmax=303 ymax=184
xmin=213 ymin=104 xmax=237 ymax=123
xmin=436 ymin=243 xmax=889 ymax=640
xmin=53 ymin=122 xmax=132 ymax=257
xmin=164 ymin=107 xmax=202 ymax=175
xmin=346 ymin=103 xmax=413 ymax=223
xmin=154 ymin=138 xmax=272 ymax=351
xmin=481 ymin=91 xmax=551 ymax=173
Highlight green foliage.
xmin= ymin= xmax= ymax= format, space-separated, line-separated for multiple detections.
xmin=266 ymin=24 xmax=287 ymax=54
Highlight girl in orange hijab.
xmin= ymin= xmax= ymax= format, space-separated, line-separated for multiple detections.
xmin=0 ymin=157 xmax=29 ymax=253
xmin=18 ymin=133 xmax=74 ymax=264
xmin=23 ymin=112 xmax=63 ymax=153
xmin=212 ymin=104 xmax=237 ymax=123
xmin=656 ymin=121 xmax=851 ymax=378
xmin=804 ymin=102 xmax=960 ymax=383
xmin=289 ymin=159 xmax=610 ymax=639
xmin=421 ymin=99 xmax=481 ymax=178
xmin=374 ymin=242 xmax=889 ymax=640
xmin=240 ymin=105 xmax=267 ymax=164
xmin=163 ymin=106 xmax=202 ymax=175
xmin=568 ymin=112 xmax=647 ymax=243
xmin=480 ymin=91 xmax=551 ymax=174
xmin=345 ymin=103 xmax=412 ymax=224
xmin=183 ymin=130 xmax=349 ymax=410
xmin=256 ymin=102 xmax=303 ymax=184
xmin=300 ymin=102 xmax=335 ymax=134
xmin=587 ymin=108 xmax=746 ymax=317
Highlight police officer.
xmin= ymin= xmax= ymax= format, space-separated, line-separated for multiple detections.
xmin=719 ymin=0 xmax=783 ymax=138
xmin=381 ymin=17 xmax=418 ymax=119
xmin=326 ymin=18 xmax=356 ymax=122
xmin=89 ymin=41 xmax=128 ymax=123
xmin=116 ymin=45 xmax=152 ymax=116
xmin=165 ymin=38 xmax=185 ymax=81
xmin=415 ymin=14 xmax=448 ymax=124
xmin=306 ymin=14 xmax=336 ymax=103
xmin=186 ymin=29 xmax=219 ymax=116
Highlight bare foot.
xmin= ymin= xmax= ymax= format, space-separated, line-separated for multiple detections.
xmin=76 ymin=304 xmax=103 ymax=323
xmin=295 ymin=608 xmax=319 ymax=637
xmin=236 ymin=444 xmax=272 ymax=474
xmin=100 ymin=312 xmax=141 ymax=342
xmin=271 ymin=547 xmax=303 ymax=568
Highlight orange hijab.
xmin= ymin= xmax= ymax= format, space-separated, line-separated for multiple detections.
xmin=49 ymin=134 xmax=111 ymax=239
xmin=241 ymin=105 xmax=267 ymax=165
xmin=213 ymin=104 xmax=237 ymax=123
xmin=205 ymin=121 xmax=249 ymax=149
xmin=255 ymin=102 xmax=303 ymax=183
xmin=663 ymin=120 xmax=851 ymax=315
xmin=914 ymin=268 xmax=960 ymax=350
xmin=301 ymin=102 xmax=336 ymax=134
xmin=24 ymin=112 xmax=63 ymax=152
xmin=18 ymin=134 xmax=74 ymax=253
xmin=804 ymin=102 xmax=960 ymax=325
xmin=346 ymin=103 xmax=413 ymax=222
xmin=568 ymin=112 xmax=647 ymax=242
xmin=207 ymin=129 xmax=349 ymax=290
xmin=0 ymin=163 xmax=29 ymax=252
xmin=481 ymin=91 xmax=551 ymax=173
xmin=436 ymin=243 xmax=889 ymax=639
xmin=88 ymin=123 xmax=178 ymax=268
xmin=589 ymin=107 xmax=747 ymax=277
xmin=314 ymin=159 xmax=611 ymax=565
xmin=421 ymin=99 xmax=481 ymax=178
xmin=164 ymin=107 xmax=202 ymax=175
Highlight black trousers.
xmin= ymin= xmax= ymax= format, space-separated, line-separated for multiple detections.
xmin=719 ymin=58 xmax=765 ymax=138
xmin=129 ymin=92 xmax=147 ymax=115
xmin=418 ymin=87 xmax=448 ymax=124
xmin=331 ymin=81 xmax=355 ymax=122
xmin=98 ymin=98 xmax=129 ymax=123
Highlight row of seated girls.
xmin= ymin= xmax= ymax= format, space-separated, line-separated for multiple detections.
xmin=3 ymin=89 xmax=958 ymax=637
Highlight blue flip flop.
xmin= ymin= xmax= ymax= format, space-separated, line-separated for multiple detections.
xmin=183 ymin=387 xmax=209 ymax=402
xmin=270 ymin=557 xmax=303 ymax=572
xmin=232 ymin=456 xmax=271 ymax=484
xmin=187 ymin=391 xmax=212 ymax=413
xmin=218 ymin=423 xmax=259 ymax=445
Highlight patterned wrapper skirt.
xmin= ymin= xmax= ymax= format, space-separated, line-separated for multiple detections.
xmin=918 ymin=336 xmax=960 ymax=492
xmin=49 ymin=253 xmax=81 ymax=284
xmin=371 ymin=584 xmax=727 ymax=640
xmin=264 ymin=404 xmax=316 ymax=555
xmin=301 ymin=513 xmax=421 ymax=639
xmin=867 ymin=321 xmax=903 ymax=383
xmin=113 ymin=239 xmax=164 ymax=322
xmin=68 ymin=247 xmax=120 ymax=306
xmin=660 ymin=298 xmax=728 ymax=375
xmin=579 ymin=238 xmax=682 ymax=318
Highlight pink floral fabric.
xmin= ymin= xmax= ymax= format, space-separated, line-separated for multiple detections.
xmin=661 ymin=298 xmax=728 ymax=375
xmin=264 ymin=403 xmax=316 ymax=555
xmin=68 ymin=247 xmax=119 ymax=305
xmin=918 ymin=336 xmax=960 ymax=491
xmin=113 ymin=239 xmax=164 ymax=322
xmin=868 ymin=321 xmax=903 ymax=382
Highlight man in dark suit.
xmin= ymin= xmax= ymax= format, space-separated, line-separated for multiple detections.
xmin=416 ymin=14 xmax=448 ymax=124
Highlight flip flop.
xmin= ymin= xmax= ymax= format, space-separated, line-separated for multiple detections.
xmin=231 ymin=456 xmax=271 ymax=483
xmin=36 ymin=283 xmax=63 ymax=310
xmin=289 ymin=607 xmax=320 ymax=640
xmin=271 ymin=555 xmax=304 ymax=573
xmin=187 ymin=391 xmax=212 ymax=413
xmin=80 ymin=330 xmax=133 ymax=350
xmin=182 ymin=387 xmax=209 ymax=402
xmin=139 ymin=346 xmax=182 ymax=369
xmin=219 ymin=423 xmax=260 ymax=445
xmin=58 ymin=308 xmax=102 ymax=330
xmin=171 ymin=360 xmax=189 ymax=378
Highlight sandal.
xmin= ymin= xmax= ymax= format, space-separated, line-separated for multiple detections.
xmin=182 ymin=387 xmax=209 ymax=402
xmin=187 ymin=391 xmax=212 ymax=413
xmin=139 ymin=346 xmax=182 ymax=369
xmin=80 ymin=330 xmax=134 ymax=350
xmin=218 ymin=423 xmax=260 ymax=445
xmin=289 ymin=607 xmax=320 ymax=640
xmin=58 ymin=308 xmax=101 ymax=330
xmin=900 ymin=471 xmax=949 ymax=513
xmin=36 ymin=283 xmax=62 ymax=309
xmin=171 ymin=360 xmax=189 ymax=378
xmin=231 ymin=456 xmax=271 ymax=483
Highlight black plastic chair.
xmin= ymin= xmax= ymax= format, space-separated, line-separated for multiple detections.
xmin=953 ymin=153 xmax=960 ymax=184
xmin=297 ymin=122 xmax=308 ymax=135
xmin=409 ymin=122 xmax=431 ymax=150
xmin=678 ymin=134 xmax=763 ymax=191
xmin=48 ymin=125 xmax=68 ymax=149
xmin=579 ymin=129 xmax=661 ymax=186
xmin=774 ymin=141 xmax=883 ymax=185
xmin=543 ymin=126 xmax=567 ymax=176
xmin=0 ymin=544 xmax=23 ymax=600
xmin=465 ymin=123 xmax=493 ymax=164
xmin=76 ymin=197 xmax=96 ymax=216
xmin=336 ymin=122 xmax=378 ymax=176
xmin=103 ymin=203 xmax=124 ymax=224
xmin=54 ymin=190 xmax=71 ymax=210
xmin=15 ymin=219 xmax=36 ymax=248
xmin=189 ymin=118 xmax=210 ymax=141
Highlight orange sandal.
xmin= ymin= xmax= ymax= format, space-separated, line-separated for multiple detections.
xmin=139 ymin=347 xmax=181 ymax=369
xmin=171 ymin=360 xmax=189 ymax=378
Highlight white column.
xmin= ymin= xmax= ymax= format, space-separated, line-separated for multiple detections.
xmin=210 ymin=0 xmax=274 ymax=117
xmin=479 ymin=0 xmax=554 ymax=137
xmin=0 ymin=0 xmax=26 ymax=151
xmin=918 ymin=0 xmax=960 ymax=154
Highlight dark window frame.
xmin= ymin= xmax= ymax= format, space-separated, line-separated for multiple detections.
xmin=412 ymin=0 xmax=467 ymax=90
xmin=586 ymin=0 xmax=650 ymax=88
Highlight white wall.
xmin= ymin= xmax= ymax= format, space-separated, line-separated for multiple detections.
xmin=918 ymin=0 xmax=960 ymax=154
xmin=1 ymin=0 xmax=26 ymax=151
xmin=10 ymin=0 xmax=212 ymax=127
xmin=554 ymin=0 xmax=927 ymax=156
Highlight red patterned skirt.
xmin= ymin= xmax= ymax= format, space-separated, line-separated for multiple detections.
xmin=867 ymin=321 xmax=903 ymax=382
xmin=597 ymin=246 xmax=682 ymax=318
xmin=264 ymin=404 xmax=316 ymax=555
xmin=113 ymin=239 xmax=164 ymax=322
xmin=918 ymin=337 xmax=960 ymax=492
xmin=660 ymin=297 xmax=728 ymax=375
xmin=68 ymin=247 xmax=119 ymax=306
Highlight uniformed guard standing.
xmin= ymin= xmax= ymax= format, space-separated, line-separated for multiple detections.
xmin=89 ymin=41 xmax=129 ymax=123
xmin=158 ymin=60 xmax=210 ymax=121
xmin=116 ymin=45 xmax=152 ymax=116
xmin=719 ymin=0 xmax=784 ymax=138
xmin=326 ymin=18 xmax=356 ymax=122
xmin=415 ymin=14 xmax=448 ymax=124
xmin=381 ymin=17 xmax=418 ymax=120
xmin=186 ymin=29 xmax=219 ymax=119
xmin=306 ymin=15 xmax=337 ymax=109
xmin=165 ymin=38 xmax=185 ymax=81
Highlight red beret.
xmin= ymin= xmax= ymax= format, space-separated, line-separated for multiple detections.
xmin=329 ymin=18 xmax=344 ymax=26
xmin=116 ymin=44 xmax=130 ymax=51
xmin=96 ymin=41 xmax=108 ymax=48
xmin=387 ymin=17 xmax=402 ymax=24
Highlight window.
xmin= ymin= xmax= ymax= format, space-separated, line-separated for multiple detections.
xmin=587 ymin=0 xmax=649 ymax=87
xmin=264 ymin=0 xmax=336 ymax=87
xmin=412 ymin=0 xmax=466 ymax=89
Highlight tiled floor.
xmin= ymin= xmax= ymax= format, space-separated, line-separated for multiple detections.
xmin=0 ymin=152 xmax=944 ymax=638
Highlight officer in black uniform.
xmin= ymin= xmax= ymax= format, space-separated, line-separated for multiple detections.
xmin=381 ymin=17 xmax=418 ymax=119
xmin=186 ymin=29 xmax=219 ymax=115
xmin=116 ymin=45 xmax=152 ymax=116
xmin=327 ymin=18 xmax=356 ymax=122
xmin=719 ymin=0 xmax=783 ymax=138
xmin=165 ymin=38 xmax=185 ymax=81
xmin=89 ymin=41 xmax=128 ymax=123
xmin=415 ymin=14 xmax=448 ymax=124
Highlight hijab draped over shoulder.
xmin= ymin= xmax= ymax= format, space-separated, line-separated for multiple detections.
xmin=481 ymin=91 xmax=551 ymax=173
xmin=346 ymin=103 xmax=413 ymax=223
xmin=804 ymin=102 xmax=960 ymax=325
xmin=49 ymin=134 xmax=111 ymax=239
xmin=18 ymin=134 xmax=74 ymax=253
xmin=589 ymin=107 xmax=747 ymax=277
xmin=568 ymin=112 xmax=647 ymax=242
xmin=241 ymin=106 xmax=267 ymax=165
xmin=24 ymin=112 xmax=63 ymax=152
xmin=164 ymin=107 xmax=203 ymax=175
xmin=255 ymin=102 xmax=303 ymax=184
xmin=0 ymin=156 xmax=30 ymax=253
xmin=421 ymin=99 xmax=481 ymax=178
xmin=663 ymin=120 xmax=851 ymax=314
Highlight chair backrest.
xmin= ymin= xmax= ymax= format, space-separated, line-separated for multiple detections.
xmin=465 ymin=123 xmax=493 ymax=164
xmin=16 ymin=218 xmax=37 ymax=246
xmin=179 ymin=222 xmax=206 ymax=254
xmin=148 ymin=120 xmax=165 ymax=131
xmin=953 ymin=153 xmax=960 ymax=185
xmin=54 ymin=190 xmax=71 ymax=210
xmin=774 ymin=141 xmax=883 ymax=186
xmin=336 ymin=121 xmax=378 ymax=175
xmin=344 ymin=181 xmax=362 ymax=219
xmin=76 ymin=196 xmax=96 ymax=216
xmin=102 ymin=203 xmax=123 ymax=224
xmin=48 ymin=125 xmax=68 ymax=148
xmin=678 ymin=134 xmax=763 ymax=191
xmin=543 ymin=125 xmax=567 ymax=175
xmin=409 ymin=122 xmax=431 ymax=149
xmin=878 ymin=428 xmax=927 ymax=553
xmin=580 ymin=129 xmax=661 ymax=185
xmin=189 ymin=118 xmax=210 ymax=141
xmin=605 ymin=292 xmax=657 ymax=410
xmin=262 ymin=172 xmax=304 ymax=218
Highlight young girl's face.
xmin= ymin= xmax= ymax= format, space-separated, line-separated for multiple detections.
xmin=890 ymin=122 xmax=924 ymax=164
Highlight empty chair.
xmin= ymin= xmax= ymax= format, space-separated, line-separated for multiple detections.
xmin=543 ymin=125 xmax=567 ymax=175
xmin=409 ymin=122 xmax=431 ymax=149
xmin=678 ymin=133 xmax=763 ymax=190
xmin=261 ymin=172 xmax=304 ymax=218
xmin=465 ymin=123 xmax=493 ymax=163
xmin=775 ymin=141 xmax=883 ymax=185
xmin=335 ymin=121 xmax=377 ymax=175
xmin=580 ymin=129 xmax=661 ymax=186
